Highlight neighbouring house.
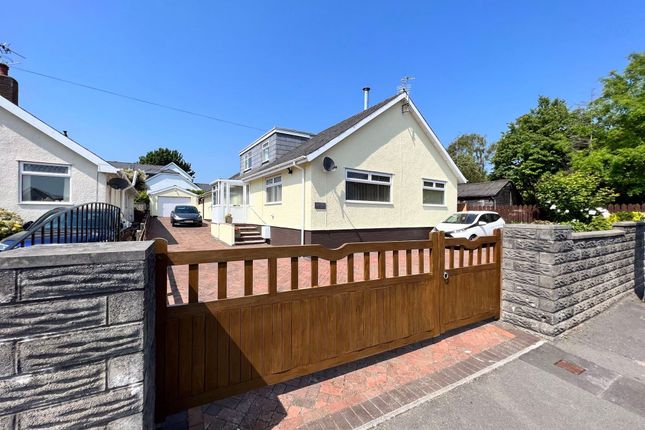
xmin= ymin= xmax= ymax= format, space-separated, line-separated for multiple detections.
xmin=210 ymin=91 xmax=467 ymax=247
xmin=0 ymin=64 xmax=137 ymax=222
xmin=457 ymin=179 xmax=521 ymax=209
xmin=108 ymin=161 xmax=202 ymax=217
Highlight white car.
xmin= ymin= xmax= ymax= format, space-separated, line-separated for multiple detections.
xmin=433 ymin=211 xmax=505 ymax=239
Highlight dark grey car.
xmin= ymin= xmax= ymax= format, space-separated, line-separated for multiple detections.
xmin=170 ymin=205 xmax=202 ymax=227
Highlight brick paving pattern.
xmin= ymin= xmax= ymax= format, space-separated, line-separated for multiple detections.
xmin=161 ymin=323 xmax=539 ymax=429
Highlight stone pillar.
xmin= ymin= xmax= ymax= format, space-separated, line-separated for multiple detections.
xmin=614 ymin=221 xmax=645 ymax=301
xmin=0 ymin=241 xmax=156 ymax=429
xmin=502 ymin=223 xmax=641 ymax=337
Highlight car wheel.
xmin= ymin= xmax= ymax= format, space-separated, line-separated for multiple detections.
xmin=469 ymin=234 xmax=477 ymax=240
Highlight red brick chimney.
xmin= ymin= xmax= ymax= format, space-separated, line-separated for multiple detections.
xmin=0 ymin=63 xmax=19 ymax=105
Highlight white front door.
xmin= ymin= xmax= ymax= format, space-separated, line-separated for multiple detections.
xmin=158 ymin=196 xmax=191 ymax=217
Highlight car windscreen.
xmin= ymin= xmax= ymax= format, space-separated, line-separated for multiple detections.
xmin=174 ymin=206 xmax=198 ymax=214
xmin=443 ymin=213 xmax=478 ymax=224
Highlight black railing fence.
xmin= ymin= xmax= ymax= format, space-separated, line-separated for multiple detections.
xmin=8 ymin=202 xmax=124 ymax=250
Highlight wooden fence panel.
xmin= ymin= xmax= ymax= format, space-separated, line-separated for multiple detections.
xmin=607 ymin=203 xmax=645 ymax=213
xmin=466 ymin=204 xmax=540 ymax=223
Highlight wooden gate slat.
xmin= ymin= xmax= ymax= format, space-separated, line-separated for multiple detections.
xmin=204 ymin=314 xmax=218 ymax=391
xmin=240 ymin=307 xmax=254 ymax=382
xmin=216 ymin=310 xmax=230 ymax=387
xmin=228 ymin=309 xmax=241 ymax=385
xmin=191 ymin=314 xmax=205 ymax=395
xmin=164 ymin=318 xmax=179 ymax=404
xmin=178 ymin=317 xmax=193 ymax=398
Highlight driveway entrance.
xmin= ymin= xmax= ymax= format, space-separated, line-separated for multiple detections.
xmin=153 ymin=231 xmax=502 ymax=422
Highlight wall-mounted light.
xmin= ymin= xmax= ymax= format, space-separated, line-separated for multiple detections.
xmin=287 ymin=167 xmax=293 ymax=174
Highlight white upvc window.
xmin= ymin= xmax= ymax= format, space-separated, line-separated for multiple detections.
xmin=265 ymin=175 xmax=282 ymax=204
xmin=243 ymin=152 xmax=252 ymax=171
xmin=213 ymin=183 xmax=219 ymax=205
xmin=262 ymin=141 xmax=270 ymax=163
xmin=422 ymin=179 xmax=446 ymax=205
xmin=345 ymin=168 xmax=392 ymax=203
xmin=20 ymin=162 xmax=71 ymax=203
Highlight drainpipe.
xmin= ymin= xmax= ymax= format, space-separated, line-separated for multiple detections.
xmin=292 ymin=162 xmax=306 ymax=245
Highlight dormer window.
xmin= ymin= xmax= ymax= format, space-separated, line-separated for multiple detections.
xmin=262 ymin=141 xmax=270 ymax=163
xmin=243 ymin=152 xmax=252 ymax=171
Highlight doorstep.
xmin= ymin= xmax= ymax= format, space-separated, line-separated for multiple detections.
xmin=161 ymin=322 xmax=541 ymax=430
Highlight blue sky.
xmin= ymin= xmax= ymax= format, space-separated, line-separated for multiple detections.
xmin=4 ymin=1 xmax=644 ymax=183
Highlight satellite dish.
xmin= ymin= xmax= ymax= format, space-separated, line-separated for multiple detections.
xmin=323 ymin=157 xmax=337 ymax=172
xmin=107 ymin=177 xmax=130 ymax=190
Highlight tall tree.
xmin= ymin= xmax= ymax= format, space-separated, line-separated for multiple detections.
xmin=138 ymin=148 xmax=195 ymax=177
xmin=574 ymin=52 xmax=645 ymax=201
xmin=490 ymin=97 xmax=589 ymax=203
xmin=447 ymin=133 xmax=491 ymax=182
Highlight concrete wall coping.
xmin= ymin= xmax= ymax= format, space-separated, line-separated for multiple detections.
xmin=504 ymin=224 xmax=572 ymax=230
xmin=612 ymin=221 xmax=645 ymax=227
xmin=0 ymin=241 xmax=155 ymax=269
xmin=572 ymin=229 xmax=625 ymax=240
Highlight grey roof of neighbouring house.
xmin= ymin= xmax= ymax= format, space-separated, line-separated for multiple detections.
xmin=108 ymin=161 xmax=166 ymax=175
xmin=195 ymin=183 xmax=211 ymax=192
xmin=238 ymin=94 xmax=401 ymax=179
xmin=458 ymin=179 xmax=511 ymax=198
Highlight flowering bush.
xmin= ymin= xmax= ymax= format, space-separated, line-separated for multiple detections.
xmin=0 ymin=208 xmax=23 ymax=239
xmin=535 ymin=172 xmax=616 ymax=223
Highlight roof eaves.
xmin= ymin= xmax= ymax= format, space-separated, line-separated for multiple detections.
xmin=306 ymin=93 xmax=406 ymax=162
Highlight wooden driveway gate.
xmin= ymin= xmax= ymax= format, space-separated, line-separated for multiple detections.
xmin=154 ymin=231 xmax=501 ymax=419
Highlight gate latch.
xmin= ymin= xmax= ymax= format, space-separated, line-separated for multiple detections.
xmin=443 ymin=271 xmax=449 ymax=283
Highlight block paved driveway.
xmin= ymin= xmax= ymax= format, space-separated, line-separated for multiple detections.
xmin=147 ymin=218 xmax=488 ymax=306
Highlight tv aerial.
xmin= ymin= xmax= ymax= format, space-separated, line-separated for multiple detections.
xmin=397 ymin=76 xmax=415 ymax=94
xmin=0 ymin=43 xmax=26 ymax=65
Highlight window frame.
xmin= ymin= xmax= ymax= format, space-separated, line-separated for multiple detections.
xmin=243 ymin=151 xmax=252 ymax=172
xmin=422 ymin=179 xmax=446 ymax=207
xmin=19 ymin=161 xmax=73 ymax=205
xmin=261 ymin=141 xmax=270 ymax=164
xmin=264 ymin=175 xmax=282 ymax=205
xmin=345 ymin=168 xmax=393 ymax=205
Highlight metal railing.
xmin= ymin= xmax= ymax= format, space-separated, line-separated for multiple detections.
xmin=6 ymin=202 xmax=124 ymax=250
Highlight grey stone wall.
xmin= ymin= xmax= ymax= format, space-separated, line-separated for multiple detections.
xmin=502 ymin=222 xmax=644 ymax=337
xmin=0 ymin=241 xmax=156 ymax=429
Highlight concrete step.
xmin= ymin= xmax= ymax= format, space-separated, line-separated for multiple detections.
xmin=237 ymin=235 xmax=264 ymax=241
xmin=239 ymin=230 xmax=260 ymax=236
xmin=234 ymin=239 xmax=266 ymax=245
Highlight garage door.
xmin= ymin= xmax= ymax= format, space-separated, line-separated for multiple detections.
xmin=158 ymin=196 xmax=191 ymax=217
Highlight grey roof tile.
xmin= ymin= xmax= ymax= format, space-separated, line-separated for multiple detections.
xmin=458 ymin=179 xmax=510 ymax=198
xmin=238 ymin=94 xmax=401 ymax=179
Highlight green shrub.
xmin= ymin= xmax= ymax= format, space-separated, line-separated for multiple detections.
xmin=134 ymin=190 xmax=150 ymax=204
xmin=566 ymin=220 xmax=591 ymax=232
xmin=608 ymin=211 xmax=645 ymax=223
xmin=587 ymin=216 xmax=613 ymax=231
xmin=535 ymin=171 xmax=617 ymax=223
xmin=0 ymin=208 xmax=23 ymax=239
xmin=565 ymin=216 xmax=613 ymax=232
